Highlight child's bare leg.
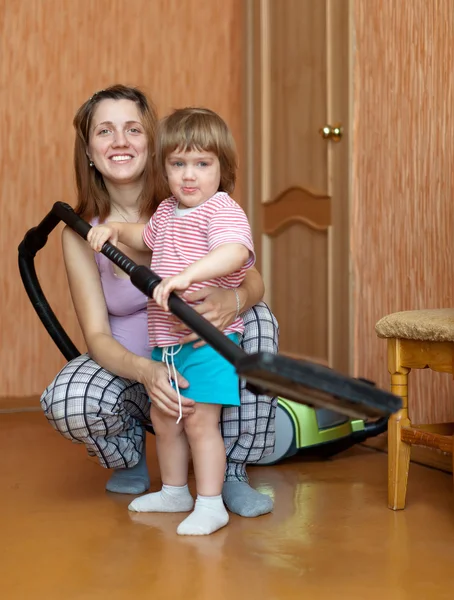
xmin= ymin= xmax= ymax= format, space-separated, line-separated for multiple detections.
xmin=177 ymin=404 xmax=229 ymax=535
xmin=128 ymin=405 xmax=194 ymax=513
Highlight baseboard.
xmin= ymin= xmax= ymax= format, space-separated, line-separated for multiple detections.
xmin=0 ymin=396 xmax=41 ymax=413
xmin=363 ymin=426 xmax=453 ymax=474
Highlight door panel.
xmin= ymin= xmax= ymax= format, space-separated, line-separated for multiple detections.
xmin=246 ymin=0 xmax=351 ymax=372
xmin=271 ymin=222 xmax=329 ymax=360
xmin=269 ymin=0 xmax=328 ymax=195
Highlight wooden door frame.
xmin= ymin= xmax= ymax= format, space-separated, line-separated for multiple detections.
xmin=243 ymin=0 xmax=353 ymax=375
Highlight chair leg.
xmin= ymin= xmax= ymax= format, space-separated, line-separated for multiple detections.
xmin=387 ymin=338 xmax=411 ymax=510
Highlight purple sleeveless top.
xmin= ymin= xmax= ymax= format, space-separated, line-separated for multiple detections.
xmin=92 ymin=219 xmax=149 ymax=358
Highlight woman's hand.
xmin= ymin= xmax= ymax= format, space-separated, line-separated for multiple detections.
xmin=170 ymin=286 xmax=243 ymax=347
xmin=136 ymin=357 xmax=196 ymax=418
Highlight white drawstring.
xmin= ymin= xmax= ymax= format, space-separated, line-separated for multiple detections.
xmin=162 ymin=345 xmax=183 ymax=424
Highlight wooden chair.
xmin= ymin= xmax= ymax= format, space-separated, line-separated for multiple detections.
xmin=375 ymin=309 xmax=454 ymax=510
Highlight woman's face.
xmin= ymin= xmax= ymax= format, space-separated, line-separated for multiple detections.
xmin=87 ymin=99 xmax=148 ymax=186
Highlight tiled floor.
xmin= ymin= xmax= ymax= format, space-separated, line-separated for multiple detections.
xmin=1 ymin=411 xmax=453 ymax=600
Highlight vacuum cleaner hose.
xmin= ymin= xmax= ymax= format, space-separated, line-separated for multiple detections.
xmin=18 ymin=212 xmax=81 ymax=362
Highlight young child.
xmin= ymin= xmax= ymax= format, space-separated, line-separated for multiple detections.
xmin=87 ymin=107 xmax=255 ymax=536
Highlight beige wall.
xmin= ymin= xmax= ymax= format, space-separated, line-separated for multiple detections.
xmin=4 ymin=0 xmax=454 ymax=425
xmin=352 ymin=0 xmax=454 ymax=424
xmin=1 ymin=0 xmax=243 ymax=398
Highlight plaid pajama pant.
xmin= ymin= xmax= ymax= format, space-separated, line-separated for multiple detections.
xmin=40 ymin=302 xmax=279 ymax=482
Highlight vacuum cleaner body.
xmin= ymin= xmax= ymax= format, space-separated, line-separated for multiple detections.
xmin=257 ymin=400 xmax=366 ymax=465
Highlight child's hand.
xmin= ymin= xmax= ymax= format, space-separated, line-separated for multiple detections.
xmin=153 ymin=274 xmax=192 ymax=312
xmin=87 ymin=224 xmax=119 ymax=252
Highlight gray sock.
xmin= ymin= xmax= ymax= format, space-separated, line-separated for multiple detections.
xmin=222 ymin=481 xmax=273 ymax=517
xmin=105 ymin=450 xmax=150 ymax=495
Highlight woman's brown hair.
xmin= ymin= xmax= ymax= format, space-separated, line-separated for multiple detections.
xmin=73 ymin=84 xmax=161 ymax=222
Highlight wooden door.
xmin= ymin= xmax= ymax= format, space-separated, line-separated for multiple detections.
xmin=245 ymin=0 xmax=351 ymax=374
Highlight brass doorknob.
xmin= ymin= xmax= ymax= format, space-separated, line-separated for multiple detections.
xmin=319 ymin=124 xmax=343 ymax=142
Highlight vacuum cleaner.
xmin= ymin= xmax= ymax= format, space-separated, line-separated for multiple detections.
xmin=18 ymin=202 xmax=399 ymax=462
xmin=256 ymin=395 xmax=388 ymax=465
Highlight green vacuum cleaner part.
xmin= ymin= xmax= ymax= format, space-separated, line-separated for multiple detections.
xmin=279 ymin=399 xmax=365 ymax=448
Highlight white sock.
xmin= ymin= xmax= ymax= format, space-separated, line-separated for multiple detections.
xmin=128 ymin=484 xmax=194 ymax=513
xmin=177 ymin=494 xmax=229 ymax=536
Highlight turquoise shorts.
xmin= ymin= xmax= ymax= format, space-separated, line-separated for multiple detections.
xmin=151 ymin=333 xmax=240 ymax=407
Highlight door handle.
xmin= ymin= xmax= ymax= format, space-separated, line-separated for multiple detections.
xmin=319 ymin=124 xmax=343 ymax=143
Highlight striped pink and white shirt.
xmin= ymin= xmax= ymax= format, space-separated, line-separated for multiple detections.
xmin=143 ymin=192 xmax=255 ymax=348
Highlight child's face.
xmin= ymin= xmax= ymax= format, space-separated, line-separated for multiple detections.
xmin=165 ymin=149 xmax=221 ymax=208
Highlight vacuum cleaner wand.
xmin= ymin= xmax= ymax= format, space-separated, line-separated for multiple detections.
xmin=18 ymin=202 xmax=402 ymax=420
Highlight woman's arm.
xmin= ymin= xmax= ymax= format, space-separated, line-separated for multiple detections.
xmin=235 ymin=265 xmax=265 ymax=313
xmin=62 ymin=227 xmax=195 ymax=417
xmin=172 ymin=265 xmax=265 ymax=346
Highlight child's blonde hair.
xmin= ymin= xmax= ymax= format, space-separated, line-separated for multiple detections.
xmin=156 ymin=107 xmax=237 ymax=194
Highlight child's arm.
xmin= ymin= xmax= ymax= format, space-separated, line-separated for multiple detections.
xmin=153 ymin=243 xmax=250 ymax=312
xmin=87 ymin=222 xmax=148 ymax=253
xmin=184 ymin=243 xmax=250 ymax=283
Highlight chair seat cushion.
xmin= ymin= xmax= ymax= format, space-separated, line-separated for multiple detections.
xmin=375 ymin=309 xmax=454 ymax=342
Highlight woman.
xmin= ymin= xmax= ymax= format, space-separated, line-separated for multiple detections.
xmin=40 ymin=85 xmax=279 ymax=518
